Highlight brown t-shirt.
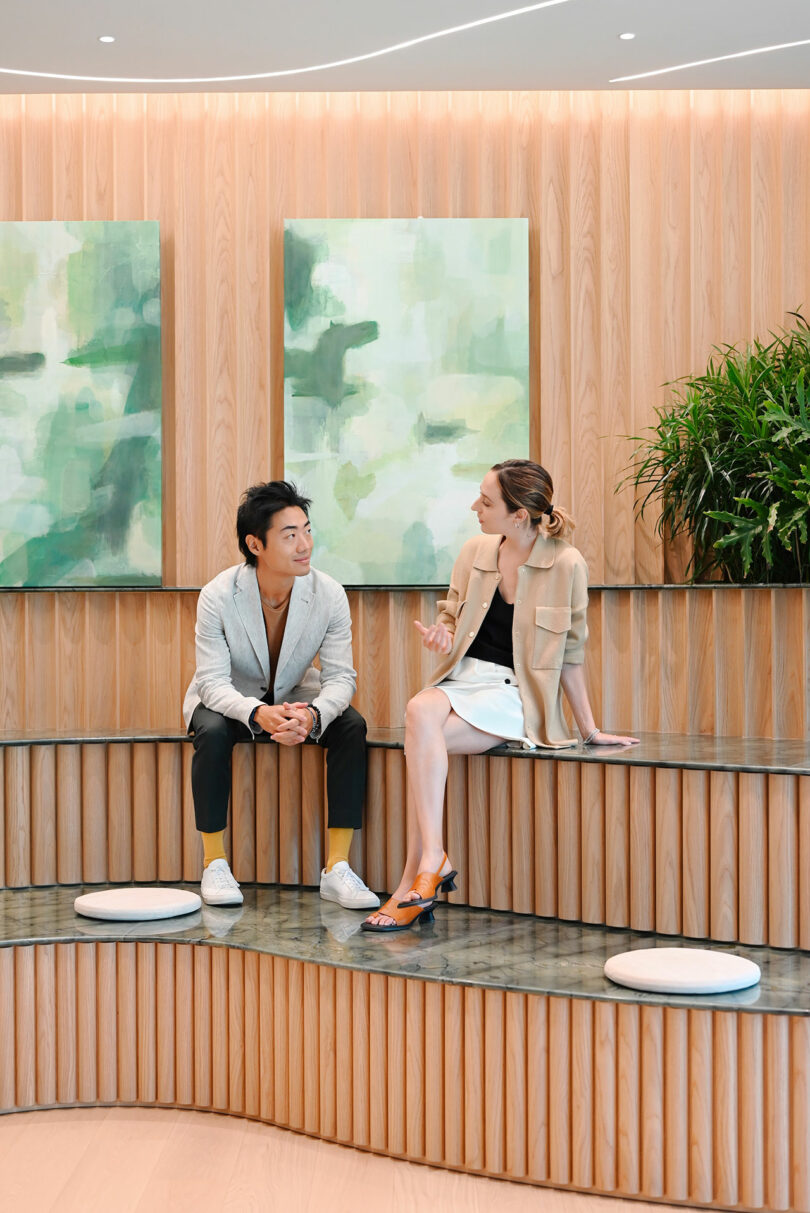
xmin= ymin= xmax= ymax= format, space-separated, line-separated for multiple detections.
xmin=260 ymin=593 xmax=290 ymax=691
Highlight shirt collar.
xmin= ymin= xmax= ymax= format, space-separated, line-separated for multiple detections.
xmin=473 ymin=532 xmax=557 ymax=571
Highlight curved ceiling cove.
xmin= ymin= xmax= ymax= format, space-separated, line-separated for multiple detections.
xmin=611 ymin=35 xmax=810 ymax=82
xmin=0 ymin=0 xmax=573 ymax=85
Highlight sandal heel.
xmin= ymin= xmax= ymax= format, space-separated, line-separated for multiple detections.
xmin=418 ymin=907 xmax=435 ymax=925
xmin=439 ymin=871 xmax=458 ymax=893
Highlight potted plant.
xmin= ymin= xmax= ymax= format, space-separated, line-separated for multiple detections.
xmin=626 ymin=313 xmax=810 ymax=583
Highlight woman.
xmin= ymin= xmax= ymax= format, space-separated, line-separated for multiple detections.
xmin=363 ymin=459 xmax=638 ymax=933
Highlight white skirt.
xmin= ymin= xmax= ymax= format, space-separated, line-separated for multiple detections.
xmin=436 ymin=655 xmax=532 ymax=748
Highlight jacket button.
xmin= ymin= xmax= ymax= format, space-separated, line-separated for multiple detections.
xmin=482 ymin=601 xmax=488 ymax=608
xmin=517 ymin=599 xmax=522 ymax=605
xmin=468 ymin=631 xmax=475 ymax=637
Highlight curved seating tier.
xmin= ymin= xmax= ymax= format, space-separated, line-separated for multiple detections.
xmin=1 ymin=729 xmax=808 ymax=949
xmin=1 ymin=886 xmax=809 ymax=1211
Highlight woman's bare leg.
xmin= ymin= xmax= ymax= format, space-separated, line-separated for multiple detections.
xmin=364 ymin=691 xmax=506 ymax=926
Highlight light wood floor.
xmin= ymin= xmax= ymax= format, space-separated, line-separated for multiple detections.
xmin=0 ymin=1107 xmax=700 ymax=1213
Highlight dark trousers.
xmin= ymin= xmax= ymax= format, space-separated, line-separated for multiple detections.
xmin=189 ymin=703 xmax=367 ymax=835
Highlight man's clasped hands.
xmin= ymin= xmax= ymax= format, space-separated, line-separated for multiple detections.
xmin=252 ymin=702 xmax=314 ymax=745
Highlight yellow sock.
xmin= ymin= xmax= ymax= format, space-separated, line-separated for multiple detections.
xmin=326 ymin=828 xmax=354 ymax=872
xmin=201 ymin=830 xmax=227 ymax=869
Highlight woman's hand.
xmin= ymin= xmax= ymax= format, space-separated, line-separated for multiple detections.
xmin=414 ymin=620 xmax=453 ymax=654
xmin=589 ymin=731 xmax=640 ymax=746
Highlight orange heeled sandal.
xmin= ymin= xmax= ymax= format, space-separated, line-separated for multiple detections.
xmin=361 ymin=896 xmax=435 ymax=933
xmin=397 ymin=853 xmax=458 ymax=909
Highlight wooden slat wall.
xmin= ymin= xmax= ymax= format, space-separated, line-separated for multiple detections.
xmin=0 ymin=941 xmax=808 ymax=1211
xmin=2 ymin=740 xmax=808 ymax=949
xmin=1 ymin=586 xmax=807 ymax=737
xmin=1 ymin=91 xmax=810 ymax=585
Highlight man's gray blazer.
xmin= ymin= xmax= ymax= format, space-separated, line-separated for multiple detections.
xmin=182 ymin=562 xmax=357 ymax=733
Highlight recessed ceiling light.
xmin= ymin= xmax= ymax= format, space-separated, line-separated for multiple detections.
xmin=98 ymin=35 xmax=115 ymax=44
xmin=618 ymin=32 xmax=636 ymax=40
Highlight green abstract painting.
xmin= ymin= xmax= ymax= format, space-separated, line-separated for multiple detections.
xmin=0 ymin=221 xmax=161 ymax=586
xmin=284 ymin=218 xmax=529 ymax=586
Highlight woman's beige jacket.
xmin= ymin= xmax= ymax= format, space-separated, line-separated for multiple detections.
xmin=428 ymin=532 xmax=588 ymax=748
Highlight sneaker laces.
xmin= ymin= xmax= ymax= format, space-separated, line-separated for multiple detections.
xmin=208 ymin=864 xmax=239 ymax=891
xmin=334 ymin=864 xmax=365 ymax=891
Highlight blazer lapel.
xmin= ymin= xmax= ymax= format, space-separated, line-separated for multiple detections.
xmin=233 ymin=565 xmax=270 ymax=682
xmin=275 ymin=574 xmax=314 ymax=688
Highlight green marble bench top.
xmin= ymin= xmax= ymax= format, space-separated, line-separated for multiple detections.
xmin=0 ymin=727 xmax=808 ymax=775
xmin=0 ymin=885 xmax=806 ymax=1016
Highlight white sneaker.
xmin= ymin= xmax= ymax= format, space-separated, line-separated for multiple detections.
xmin=200 ymin=858 xmax=243 ymax=906
xmin=319 ymin=861 xmax=380 ymax=910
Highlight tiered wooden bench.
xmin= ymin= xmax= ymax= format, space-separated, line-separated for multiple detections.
xmin=1 ymin=728 xmax=808 ymax=948
xmin=0 ymin=884 xmax=808 ymax=1211
xmin=1 ymin=726 xmax=808 ymax=1210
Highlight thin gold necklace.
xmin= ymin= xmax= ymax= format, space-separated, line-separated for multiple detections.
xmin=260 ymin=588 xmax=291 ymax=611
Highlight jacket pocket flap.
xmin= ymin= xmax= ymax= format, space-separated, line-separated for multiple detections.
xmin=535 ymin=605 xmax=572 ymax=633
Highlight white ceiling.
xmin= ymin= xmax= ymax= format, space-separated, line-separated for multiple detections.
xmin=2 ymin=0 xmax=810 ymax=93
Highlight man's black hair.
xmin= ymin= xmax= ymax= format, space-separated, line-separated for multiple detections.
xmin=236 ymin=481 xmax=312 ymax=566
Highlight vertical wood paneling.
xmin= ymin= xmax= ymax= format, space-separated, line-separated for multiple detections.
xmin=570 ymin=998 xmax=594 ymax=1188
xmin=136 ymin=942 xmax=157 ymax=1104
xmin=443 ymin=982 xmax=464 ymax=1168
xmin=0 ymin=948 xmax=14 ymax=1108
xmin=156 ymin=943 xmax=176 ymax=1105
xmin=769 ymin=774 xmax=799 ymax=948
xmin=35 ymin=945 xmax=57 ymax=1106
xmin=689 ymin=1009 xmax=714 ymax=1204
xmin=664 ymin=1008 xmax=689 ymax=1202
xmin=55 ymin=944 xmax=77 ymax=1106
xmin=594 ymin=1001 xmax=616 ymax=1192
xmin=739 ymin=772 xmax=768 ymax=945
xmin=31 ymin=745 xmax=56 ymax=886
xmin=640 ymin=1006 xmax=663 ymax=1198
xmin=464 ymin=986 xmax=485 ymax=1172
xmin=714 ymin=1012 xmax=739 ymax=1208
xmin=0 ymin=88 xmax=802 ymax=593
xmin=504 ymin=991 xmax=527 ymax=1179
xmin=81 ymin=743 xmax=108 ymax=883
xmin=681 ymin=769 xmax=709 ymax=939
xmin=0 ymin=942 xmax=806 ymax=1213
xmin=766 ymin=1016 xmax=791 ymax=1212
xmin=739 ymin=1013 xmax=765 ymax=1209
xmin=5 ymin=746 xmax=30 ymax=888
xmin=210 ymin=947 xmax=230 ymax=1111
xmin=2 ymin=736 xmax=810 ymax=949
xmin=629 ymin=765 xmax=655 ymax=932
xmin=792 ymin=1016 xmax=810 ymax=1213
xmin=14 ymin=946 xmax=36 ymax=1107
xmin=710 ymin=771 xmax=738 ymax=942
xmin=616 ymin=1002 xmax=640 ymax=1194
xmin=95 ymin=943 xmax=116 ymax=1103
xmin=117 ymin=942 xmax=138 ymax=1102
xmin=0 ymin=585 xmax=807 ymax=738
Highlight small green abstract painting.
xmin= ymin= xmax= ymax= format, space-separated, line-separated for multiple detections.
xmin=0 ymin=221 xmax=161 ymax=586
xmin=284 ymin=219 xmax=529 ymax=585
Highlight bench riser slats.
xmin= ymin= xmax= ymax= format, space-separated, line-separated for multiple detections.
xmin=0 ymin=743 xmax=808 ymax=948
xmin=0 ymin=941 xmax=809 ymax=1211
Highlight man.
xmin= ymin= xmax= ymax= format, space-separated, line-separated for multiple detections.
xmin=182 ymin=480 xmax=379 ymax=911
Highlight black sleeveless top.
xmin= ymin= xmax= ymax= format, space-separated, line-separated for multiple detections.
xmin=466 ymin=587 xmax=514 ymax=669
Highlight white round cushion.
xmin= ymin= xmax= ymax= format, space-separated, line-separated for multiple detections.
xmin=74 ymin=887 xmax=202 ymax=921
xmin=604 ymin=947 xmax=761 ymax=994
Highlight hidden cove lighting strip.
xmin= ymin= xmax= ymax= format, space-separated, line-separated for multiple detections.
xmin=610 ymin=35 xmax=810 ymax=82
xmin=0 ymin=0 xmax=573 ymax=85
